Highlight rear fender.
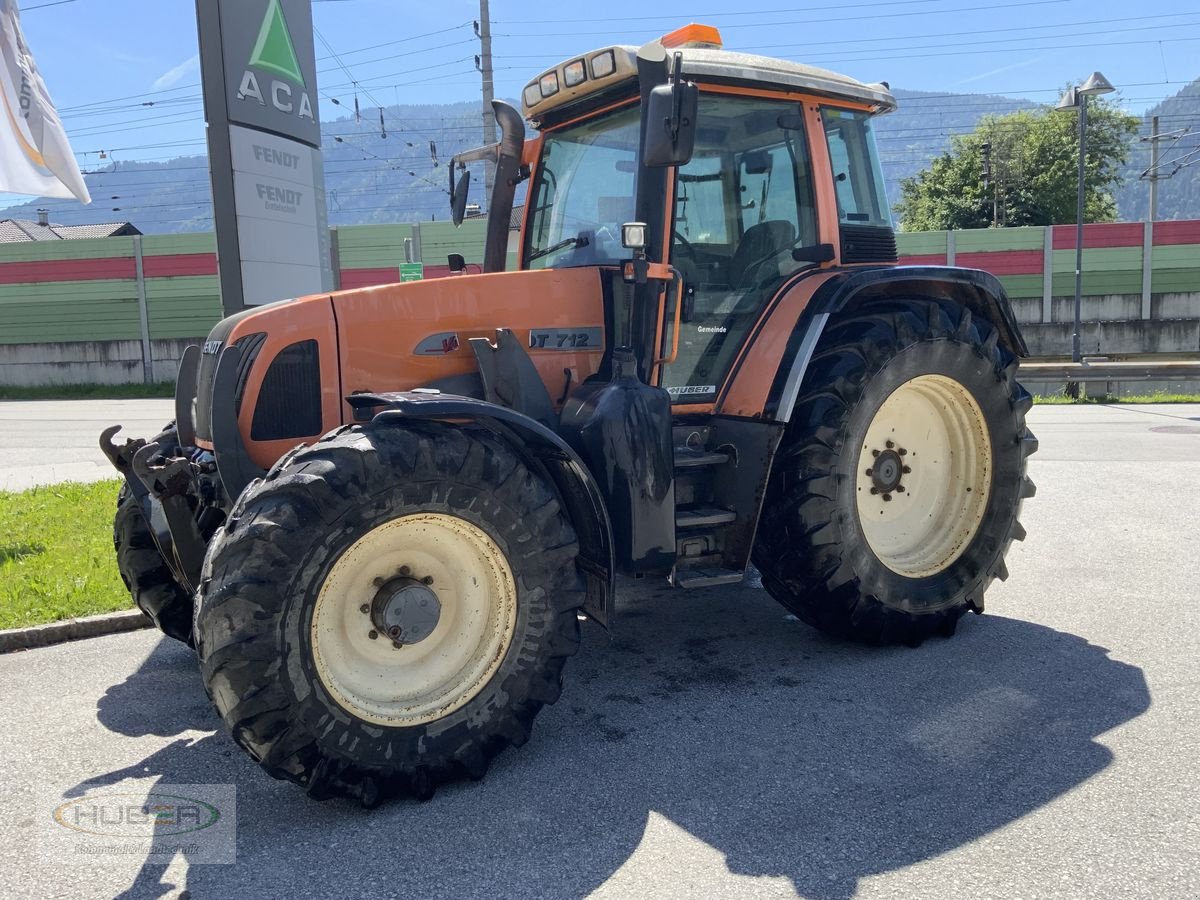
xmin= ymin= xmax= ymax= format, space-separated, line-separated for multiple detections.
xmin=769 ymin=266 xmax=1028 ymax=422
xmin=349 ymin=391 xmax=615 ymax=630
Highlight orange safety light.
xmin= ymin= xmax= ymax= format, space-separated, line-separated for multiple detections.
xmin=659 ymin=23 xmax=723 ymax=50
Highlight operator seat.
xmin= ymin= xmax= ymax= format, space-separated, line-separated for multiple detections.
xmin=728 ymin=220 xmax=796 ymax=288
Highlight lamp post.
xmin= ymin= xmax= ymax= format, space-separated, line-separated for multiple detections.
xmin=1056 ymin=72 xmax=1116 ymax=363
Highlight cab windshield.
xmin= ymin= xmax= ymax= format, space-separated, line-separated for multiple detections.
xmin=525 ymin=104 xmax=640 ymax=269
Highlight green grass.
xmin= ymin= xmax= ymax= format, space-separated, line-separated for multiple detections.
xmin=1033 ymin=390 xmax=1200 ymax=405
xmin=0 ymin=479 xmax=133 ymax=630
xmin=0 ymin=382 xmax=175 ymax=401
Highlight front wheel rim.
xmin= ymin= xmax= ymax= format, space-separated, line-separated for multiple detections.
xmin=855 ymin=373 xmax=993 ymax=578
xmin=311 ymin=513 xmax=518 ymax=727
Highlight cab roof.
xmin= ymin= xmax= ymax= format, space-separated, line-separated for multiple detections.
xmin=522 ymin=37 xmax=896 ymax=126
xmin=677 ymin=47 xmax=895 ymax=113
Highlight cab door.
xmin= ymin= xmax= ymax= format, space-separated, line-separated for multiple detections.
xmin=660 ymin=91 xmax=821 ymax=407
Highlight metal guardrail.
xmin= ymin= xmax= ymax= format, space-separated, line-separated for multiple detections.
xmin=1020 ymin=359 xmax=1200 ymax=382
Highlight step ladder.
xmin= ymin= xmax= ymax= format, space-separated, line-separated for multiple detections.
xmin=670 ymin=426 xmax=746 ymax=589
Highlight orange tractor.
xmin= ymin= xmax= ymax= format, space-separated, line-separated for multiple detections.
xmin=103 ymin=24 xmax=1036 ymax=804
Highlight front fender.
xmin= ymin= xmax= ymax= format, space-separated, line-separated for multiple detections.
xmin=348 ymin=391 xmax=615 ymax=630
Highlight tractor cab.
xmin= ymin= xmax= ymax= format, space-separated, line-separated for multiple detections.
xmin=453 ymin=24 xmax=898 ymax=406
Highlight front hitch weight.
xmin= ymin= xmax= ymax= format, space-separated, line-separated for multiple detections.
xmin=101 ymin=426 xmax=207 ymax=595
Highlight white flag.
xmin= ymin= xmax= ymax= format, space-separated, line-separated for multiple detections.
xmin=0 ymin=0 xmax=89 ymax=202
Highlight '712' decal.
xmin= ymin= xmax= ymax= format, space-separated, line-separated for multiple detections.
xmin=529 ymin=327 xmax=602 ymax=350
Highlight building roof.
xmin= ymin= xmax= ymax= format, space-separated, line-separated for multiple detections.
xmin=0 ymin=219 xmax=142 ymax=242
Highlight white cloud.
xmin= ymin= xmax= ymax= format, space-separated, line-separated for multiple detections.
xmin=152 ymin=54 xmax=200 ymax=91
xmin=950 ymin=57 xmax=1044 ymax=89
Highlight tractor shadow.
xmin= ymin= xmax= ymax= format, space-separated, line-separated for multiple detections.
xmin=91 ymin=582 xmax=1148 ymax=899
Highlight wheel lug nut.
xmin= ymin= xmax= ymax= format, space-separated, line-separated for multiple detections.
xmin=368 ymin=630 xmax=378 ymax=640
xmin=392 ymin=641 xmax=403 ymax=650
xmin=422 ymin=575 xmax=434 ymax=585
xmin=399 ymin=565 xmax=410 ymax=576
xmin=883 ymin=493 xmax=892 ymax=502
xmin=896 ymin=486 xmax=905 ymax=493
xmin=870 ymin=487 xmax=879 ymax=495
xmin=372 ymin=577 xmax=384 ymax=587
xmin=865 ymin=468 xmax=873 ymax=477
xmin=359 ymin=604 xmax=370 ymax=614
xmin=902 ymin=466 xmax=911 ymax=474
xmin=886 ymin=440 xmax=894 ymax=449
xmin=872 ymin=449 xmax=880 ymax=457
xmin=898 ymin=448 xmax=907 ymax=456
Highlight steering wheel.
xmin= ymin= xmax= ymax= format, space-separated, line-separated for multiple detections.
xmin=672 ymin=229 xmax=698 ymax=265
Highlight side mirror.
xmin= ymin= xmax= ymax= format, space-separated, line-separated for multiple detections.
xmin=451 ymin=169 xmax=471 ymax=227
xmin=642 ymin=54 xmax=698 ymax=168
xmin=447 ymin=253 xmax=466 ymax=273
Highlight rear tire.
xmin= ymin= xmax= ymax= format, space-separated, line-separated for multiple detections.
xmin=194 ymin=421 xmax=585 ymax=804
xmin=753 ymin=297 xmax=1037 ymax=645
xmin=113 ymin=426 xmax=195 ymax=646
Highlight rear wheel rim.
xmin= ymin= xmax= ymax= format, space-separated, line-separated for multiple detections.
xmin=855 ymin=373 xmax=993 ymax=578
xmin=311 ymin=513 xmax=517 ymax=727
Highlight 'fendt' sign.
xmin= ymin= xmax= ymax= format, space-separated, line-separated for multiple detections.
xmin=236 ymin=0 xmax=315 ymax=126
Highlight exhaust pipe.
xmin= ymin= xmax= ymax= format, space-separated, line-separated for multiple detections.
xmin=484 ymin=100 xmax=525 ymax=273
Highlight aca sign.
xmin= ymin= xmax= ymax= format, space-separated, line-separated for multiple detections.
xmin=199 ymin=0 xmax=322 ymax=151
xmin=236 ymin=0 xmax=316 ymax=126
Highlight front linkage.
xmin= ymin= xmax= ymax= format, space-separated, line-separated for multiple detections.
xmin=100 ymin=425 xmax=215 ymax=596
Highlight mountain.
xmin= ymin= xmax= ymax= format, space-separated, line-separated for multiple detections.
xmin=1115 ymin=78 xmax=1200 ymax=221
xmin=877 ymin=89 xmax=1040 ymax=200
xmin=0 ymin=91 xmax=1054 ymax=233
xmin=0 ymin=100 xmax=489 ymax=234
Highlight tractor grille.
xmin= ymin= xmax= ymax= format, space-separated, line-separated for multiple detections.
xmin=192 ymin=304 xmax=266 ymax=443
xmin=840 ymin=224 xmax=898 ymax=264
xmin=231 ymin=332 xmax=267 ymax=416
xmin=250 ymin=339 xmax=322 ymax=441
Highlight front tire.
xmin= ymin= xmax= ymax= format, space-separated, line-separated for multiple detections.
xmin=194 ymin=421 xmax=585 ymax=803
xmin=753 ymin=298 xmax=1037 ymax=645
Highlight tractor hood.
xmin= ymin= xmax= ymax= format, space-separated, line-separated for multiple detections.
xmin=190 ymin=267 xmax=608 ymax=470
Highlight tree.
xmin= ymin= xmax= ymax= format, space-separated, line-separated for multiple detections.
xmin=895 ymin=99 xmax=1139 ymax=231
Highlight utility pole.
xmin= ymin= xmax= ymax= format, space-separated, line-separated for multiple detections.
xmin=981 ymin=141 xmax=994 ymax=226
xmin=1147 ymin=115 xmax=1161 ymax=221
xmin=475 ymin=1 xmax=497 ymax=206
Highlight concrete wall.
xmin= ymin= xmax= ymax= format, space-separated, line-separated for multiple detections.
xmin=0 ymin=338 xmax=200 ymax=386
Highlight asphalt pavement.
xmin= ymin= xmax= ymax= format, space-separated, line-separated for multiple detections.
xmin=0 ymin=399 xmax=174 ymax=491
xmin=0 ymin=403 xmax=1197 ymax=898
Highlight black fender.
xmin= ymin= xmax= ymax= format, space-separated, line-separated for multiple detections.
xmin=766 ymin=265 xmax=1029 ymax=422
xmin=348 ymin=391 xmax=615 ymax=630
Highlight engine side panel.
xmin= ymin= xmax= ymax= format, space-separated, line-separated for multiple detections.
xmin=202 ymin=296 xmax=342 ymax=470
xmin=335 ymin=267 xmax=607 ymax=411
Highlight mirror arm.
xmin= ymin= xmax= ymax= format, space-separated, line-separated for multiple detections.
xmin=668 ymin=51 xmax=686 ymax=144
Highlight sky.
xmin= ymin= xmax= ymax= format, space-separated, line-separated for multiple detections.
xmin=3 ymin=0 xmax=1199 ymax=209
